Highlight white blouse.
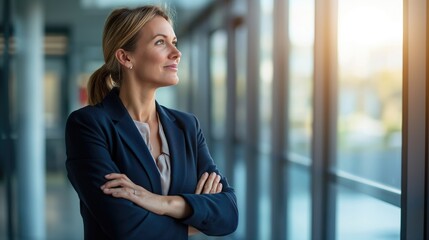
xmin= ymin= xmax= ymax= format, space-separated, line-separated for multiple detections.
xmin=133 ymin=117 xmax=171 ymax=195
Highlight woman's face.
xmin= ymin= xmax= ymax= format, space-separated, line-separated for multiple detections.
xmin=130 ymin=16 xmax=181 ymax=88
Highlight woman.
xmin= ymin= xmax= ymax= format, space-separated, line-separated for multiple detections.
xmin=65 ymin=5 xmax=238 ymax=240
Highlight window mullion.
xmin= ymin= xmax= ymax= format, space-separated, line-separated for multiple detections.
xmin=312 ymin=0 xmax=338 ymax=239
xmin=401 ymin=0 xmax=428 ymax=239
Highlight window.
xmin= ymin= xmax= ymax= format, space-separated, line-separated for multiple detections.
xmin=334 ymin=0 xmax=403 ymax=238
xmin=235 ymin=26 xmax=247 ymax=142
xmin=287 ymin=0 xmax=314 ymax=160
xmin=335 ymin=0 xmax=403 ymax=189
xmin=209 ymin=30 xmax=228 ymax=140
xmin=176 ymin=39 xmax=191 ymax=111
xmin=259 ymin=0 xmax=274 ymax=153
xmin=286 ymin=0 xmax=314 ymax=239
xmin=259 ymin=0 xmax=275 ymax=239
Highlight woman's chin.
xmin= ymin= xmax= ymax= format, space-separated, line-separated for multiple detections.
xmin=159 ymin=78 xmax=179 ymax=87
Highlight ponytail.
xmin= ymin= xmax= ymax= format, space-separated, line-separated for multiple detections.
xmin=87 ymin=64 xmax=114 ymax=105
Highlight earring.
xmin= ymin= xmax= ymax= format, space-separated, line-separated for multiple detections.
xmin=129 ymin=65 xmax=133 ymax=70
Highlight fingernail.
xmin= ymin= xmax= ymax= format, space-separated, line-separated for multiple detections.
xmin=105 ymin=174 xmax=110 ymax=178
xmin=100 ymin=185 xmax=105 ymax=190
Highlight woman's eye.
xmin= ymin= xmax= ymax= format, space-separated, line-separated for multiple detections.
xmin=155 ymin=39 xmax=165 ymax=45
xmin=173 ymin=41 xmax=178 ymax=47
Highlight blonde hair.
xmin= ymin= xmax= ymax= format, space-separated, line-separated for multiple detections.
xmin=87 ymin=5 xmax=172 ymax=105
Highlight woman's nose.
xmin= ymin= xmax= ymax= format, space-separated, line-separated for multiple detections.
xmin=170 ymin=45 xmax=181 ymax=59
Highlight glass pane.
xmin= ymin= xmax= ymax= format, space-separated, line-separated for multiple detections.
xmin=232 ymin=144 xmax=247 ymax=239
xmin=156 ymin=86 xmax=177 ymax=108
xmin=287 ymin=0 xmax=315 ymax=160
xmin=286 ymin=1 xmax=314 ymax=237
xmin=336 ymin=185 xmax=400 ymax=239
xmin=210 ymin=30 xmax=227 ymax=140
xmin=190 ymin=33 xmax=205 ymax=115
xmin=44 ymin=72 xmax=61 ymax=128
xmin=258 ymin=1 xmax=273 ymax=237
xmin=287 ymin=164 xmax=311 ymax=240
xmin=258 ymin=153 xmax=271 ymax=240
xmin=176 ymin=39 xmax=191 ymax=111
xmin=259 ymin=0 xmax=273 ymax=153
xmin=235 ymin=26 xmax=247 ymax=142
xmin=44 ymin=59 xmax=66 ymax=171
xmin=336 ymin=0 xmax=403 ymax=189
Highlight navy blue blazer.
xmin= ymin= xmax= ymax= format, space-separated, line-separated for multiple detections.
xmin=65 ymin=88 xmax=238 ymax=239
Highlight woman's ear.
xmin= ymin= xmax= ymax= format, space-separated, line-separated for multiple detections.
xmin=115 ymin=49 xmax=134 ymax=70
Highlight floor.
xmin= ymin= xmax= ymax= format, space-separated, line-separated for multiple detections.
xmin=0 ymin=172 xmax=83 ymax=240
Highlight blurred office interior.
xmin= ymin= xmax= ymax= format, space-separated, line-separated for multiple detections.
xmin=0 ymin=0 xmax=428 ymax=239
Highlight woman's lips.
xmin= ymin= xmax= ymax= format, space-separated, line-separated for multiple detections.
xmin=164 ymin=64 xmax=178 ymax=71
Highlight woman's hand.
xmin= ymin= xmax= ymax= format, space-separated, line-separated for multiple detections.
xmin=100 ymin=173 xmax=165 ymax=214
xmin=189 ymin=172 xmax=223 ymax=236
xmin=101 ymin=173 xmax=191 ymax=218
xmin=195 ymin=172 xmax=223 ymax=194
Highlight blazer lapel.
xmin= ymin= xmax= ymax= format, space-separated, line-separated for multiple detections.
xmin=157 ymin=103 xmax=187 ymax=195
xmin=102 ymin=89 xmax=162 ymax=194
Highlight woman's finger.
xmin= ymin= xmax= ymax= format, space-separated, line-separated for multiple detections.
xmin=216 ymin=183 xmax=223 ymax=193
xmin=202 ymin=172 xmax=217 ymax=194
xmin=195 ymin=172 xmax=209 ymax=194
xmin=210 ymin=175 xmax=221 ymax=193
xmin=101 ymin=175 xmax=134 ymax=190
xmin=102 ymin=179 xmax=127 ymax=189
xmin=102 ymin=186 xmax=134 ymax=199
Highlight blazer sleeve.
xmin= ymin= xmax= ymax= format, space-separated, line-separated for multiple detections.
xmin=65 ymin=109 xmax=186 ymax=240
xmin=178 ymin=115 xmax=239 ymax=236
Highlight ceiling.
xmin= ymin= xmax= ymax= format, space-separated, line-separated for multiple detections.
xmin=77 ymin=0 xmax=214 ymax=34
xmin=80 ymin=0 xmax=212 ymax=10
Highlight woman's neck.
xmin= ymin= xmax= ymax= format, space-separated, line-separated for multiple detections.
xmin=119 ymin=82 xmax=157 ymax=123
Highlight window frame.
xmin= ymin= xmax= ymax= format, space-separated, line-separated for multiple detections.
xmin=401 ymin=0 xmax=429 ymax=239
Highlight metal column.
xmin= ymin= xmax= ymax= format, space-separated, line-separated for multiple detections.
xmin=312 ymin=0 xmax=338 ymax=239
xmin=401 ymin=0 xmax=428 ymax=239
xmin=14 ymin=0 xmax=46 ymax=238
xmin=1 ymin=0 xmax=14 ymax=239
xmin=270 ymin=0 xmax=288 ymax=239
xmin=245 ymin=0 xmax=261 ymax=239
